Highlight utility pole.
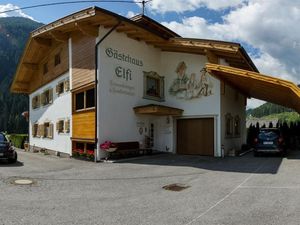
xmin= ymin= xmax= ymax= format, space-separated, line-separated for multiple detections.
xmin=142 ymin=0 xmax=145 ymax=15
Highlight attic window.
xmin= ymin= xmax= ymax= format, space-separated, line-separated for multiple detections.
xmin=54 ymin=53 xmax=61 ymax=66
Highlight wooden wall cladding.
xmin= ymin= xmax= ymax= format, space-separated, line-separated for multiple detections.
xmin=29 ymin=42 xmax=69 ymax=93
xmin=72 ymin=34 xmax=96 ymax=90
xmin=72 ymin=110 xmax=95 ymax=140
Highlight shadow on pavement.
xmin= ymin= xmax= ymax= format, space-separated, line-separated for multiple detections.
xmin=0 ymin=161 xmax=24 ymax=167
xmin=117 ymin=151 xmax=288 ymax=174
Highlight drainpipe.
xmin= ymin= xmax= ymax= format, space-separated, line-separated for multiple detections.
xmin=94 ymin=21 xmax=121 ymax=162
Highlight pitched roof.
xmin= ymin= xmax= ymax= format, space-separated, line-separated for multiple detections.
xmin=11 ymin=6 xmax=258 ymax=93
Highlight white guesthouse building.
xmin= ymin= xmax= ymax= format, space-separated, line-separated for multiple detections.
xmin=12 ymin=7 xmax=300 ymax=160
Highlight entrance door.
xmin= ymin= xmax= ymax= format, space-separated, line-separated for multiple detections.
xmin=177 ymin=118 xmax=214 ymax=156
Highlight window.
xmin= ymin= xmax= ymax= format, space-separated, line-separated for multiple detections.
xmin=75 ymin=92 xmax=84 ymax=110
xmin=32 ymin=95 xmax=40 ymax=109
xmin=32 ymin=123 xmax=38 ymax=137
xmin=43 ymin=63 xmax=48 ymax=75
xmin=75 ymin=88 xmax=95 ymax=111
xmin=143 ymin=71 xmax=164 ymax=101
xmin=225 ymin=113 xmax=233 ymax=137
xmin=43 ymin=122 xmax=53 ymax=139
xmin=86 ymin=143 xmax=95 ymax=151
xmin=56 ymin=82 xmax=64 ymax=95
xmin=41 ymin=89 xmax=53 ymax=106
xmin=54 ymin=53 xmax=61 ymax=66
xmin=86 ymin=88 xmax=95 ymax=108
xmin=64 ymin=80 xmax=70 ymax=92
xmin=234 ymin=116 xmax=241 ymax=136
xmin=56 ymin=120 xmax=64 ymax=133
xmin=56 ymin=119 xmax=70 ymax=134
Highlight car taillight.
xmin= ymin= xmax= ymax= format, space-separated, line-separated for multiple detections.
xmin=278 ymin=137 xmax=284 ymax=144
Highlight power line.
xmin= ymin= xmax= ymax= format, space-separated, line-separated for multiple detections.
xmin=0 ymin=0 xmax=152 ymax=15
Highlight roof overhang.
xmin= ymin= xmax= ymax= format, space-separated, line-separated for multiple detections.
xmin=134 ymin=104 xmax=183 ymax=116
xmin=10 ymin=6 xmax=257 ymax=94
xmin=206 ymin=63 xmax=300 ymax=113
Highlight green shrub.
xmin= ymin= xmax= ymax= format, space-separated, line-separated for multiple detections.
xmin=6 ymin=134 xmax=28 ymax=149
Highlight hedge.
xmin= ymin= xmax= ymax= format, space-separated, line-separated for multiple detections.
xmin=6 ymin=134 xmax=28 ymax=149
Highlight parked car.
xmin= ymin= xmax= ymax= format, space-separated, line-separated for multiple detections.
xmin=0 ymin=133 xmax=17 ymax=163
xmin=253 ymin=128 xmax=287 ymax=156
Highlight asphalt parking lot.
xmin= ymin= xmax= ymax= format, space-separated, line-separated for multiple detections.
xmin=1 ymin=150 xmax=300 ymax=225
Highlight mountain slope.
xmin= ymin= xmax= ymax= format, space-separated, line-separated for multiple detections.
xmin=247 ymin=102 xmax=294 ymax=118
xmin=0 ymin=17 xmax=43 ymax=133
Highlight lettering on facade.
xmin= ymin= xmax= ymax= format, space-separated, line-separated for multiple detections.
xmin=109 ymin=80 xmax=135 ymax=96
xmin=115 ymin=66 xmax=132 ymax=81
xmin=105 ymin=47 xmax=143 ymax=67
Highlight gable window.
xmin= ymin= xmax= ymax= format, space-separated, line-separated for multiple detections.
xmin=225 ymin=113 xmax=233 ymax=137
xmin=43 ymin=63 xmax=48 ymax=75
xmin=143 ymin=71 xmax=164 ymax=101
xmin=74 ymin=88 xmax=95 ymax=111
xmin=234 ymin=115 xmax=241 ymax=136
xmin=65 ymin=119 xmax=70 ymax=133
xmin=54 ymin=53 xmax=61 ymax=66
xmin=32 ymin=95 xmax=40 ymax=109
xmin=41 ymin=88 xmax=53 ymax=106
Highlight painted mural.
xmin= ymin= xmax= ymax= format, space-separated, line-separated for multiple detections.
xmin=169 ymin=61 xmax=214 ymax=100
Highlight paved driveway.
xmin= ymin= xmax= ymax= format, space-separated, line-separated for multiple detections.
xmin=1 ymin=150 xmax=300 ymax=225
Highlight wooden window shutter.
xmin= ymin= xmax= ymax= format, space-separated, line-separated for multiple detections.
xmin=65 ymin=119 xmax=70 ymax=133
xmin=64 ymin=80 xmax=70 ymax=92
xmin=37 ymin=95 xmax=41 ymax=108
xmin=37 ymin=124 xmax=41 ymax=137
xmin=32 ymin=98 xmax=36 ymax=109
xmin=56 ymin=121 xmax=60 ymax=132
xmin=41 ymin=93 xmax=45 ymax=106
xmin=56 ymin=84 xmax=60 ymax=94
xmin=40 ymin=124 xmax=45 ymax=137
xmin=49 ymin=89 xmax=53 ymax=104
xmin=49 ymin=123 xmax=54 ymax=139
xmin=32 ymin=124 xmax=35 ymax=137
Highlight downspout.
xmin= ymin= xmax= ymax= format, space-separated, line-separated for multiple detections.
xmin=95 ymin=21 xmax=121 ymax=162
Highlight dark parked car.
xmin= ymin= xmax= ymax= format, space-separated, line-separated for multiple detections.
xmin=0 ymin=133 xmax=17 ymax=163
xmin=253 ymin=128 xmax=287 ymax=156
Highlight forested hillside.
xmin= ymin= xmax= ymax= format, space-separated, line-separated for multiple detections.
xmin=0 ymin=17 xmax=42 ymax=133
xmin=247 ymin=102 xmax=294 ymax=118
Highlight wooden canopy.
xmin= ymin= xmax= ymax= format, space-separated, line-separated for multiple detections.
xmin=10 ymin=6 xmax=257 ymax=94
xmin=134 ymin=104 xmax=183 ymax=116
xmin=206 ymin=63 xmax=300 ymax=113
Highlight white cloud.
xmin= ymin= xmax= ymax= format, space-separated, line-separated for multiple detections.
xmin=142 ymin=0 xmax=245 ymax=13
xmin=126 ymin=11 xmax=137 ymax=18
xmin=0 ymin=4 xmax=35 ymax=20
xmin=161 ymin=0 xmax=300 ymax=86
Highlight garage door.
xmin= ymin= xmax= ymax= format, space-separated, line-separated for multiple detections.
xmin=177 ymin=118 xmax=214 ymax=156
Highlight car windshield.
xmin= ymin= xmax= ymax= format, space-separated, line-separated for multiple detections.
xmin=259 ymin=129 xmax=279 ymax=139
xmin=0 ymin=134 xmax=6 ymax=143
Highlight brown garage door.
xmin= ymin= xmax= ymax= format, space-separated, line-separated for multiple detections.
xmin=177 ymin=118 xmax=214 ymax=156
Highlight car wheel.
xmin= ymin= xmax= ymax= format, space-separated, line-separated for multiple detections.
xmin=8 ymin=153 xmax=17 ymax=164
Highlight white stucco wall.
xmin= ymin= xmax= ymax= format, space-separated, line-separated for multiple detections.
xmin=29 ymin=72 xmax=72 ymax=155
xmin=97 ymin=27 xmax=222 ymax=158
xmin=221 ymin=83 xmax=247 ymax=155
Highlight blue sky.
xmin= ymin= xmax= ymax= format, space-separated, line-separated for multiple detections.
xmin=1 ymin=0 xmax=300 ymax=108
